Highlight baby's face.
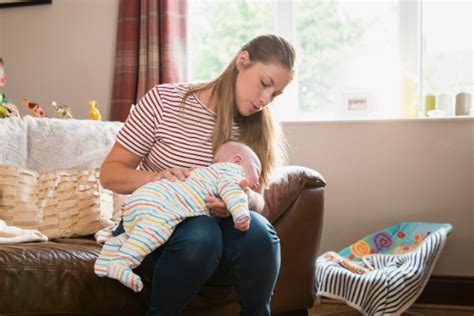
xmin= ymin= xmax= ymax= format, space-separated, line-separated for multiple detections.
xmin=243 ymin=159 xmax=261 ymax=190
xmin=214 ymin=143 xmax=261 ymax=190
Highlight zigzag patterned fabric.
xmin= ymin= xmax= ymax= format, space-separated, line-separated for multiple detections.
xmin=315 ymin=222 xmax=453 ymax=316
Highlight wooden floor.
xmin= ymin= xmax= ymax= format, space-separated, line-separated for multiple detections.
xmin=308 ymin=299 xmax=474 ymax=315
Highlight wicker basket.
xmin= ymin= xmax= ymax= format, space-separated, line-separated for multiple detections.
xmin=0 ymin=165 xmax=114 ymax=239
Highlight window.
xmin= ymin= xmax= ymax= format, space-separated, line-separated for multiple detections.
xmin=187 ymin=0 xmax=473 ymax=121
xmin=421 ymin=1 xmax=473 ymax=117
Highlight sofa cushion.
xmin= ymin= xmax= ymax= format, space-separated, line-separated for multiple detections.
xmin=0 ymin=238 xmax=148 ymax=314
xmin=0 ymin=165 xmax=114 ymax=239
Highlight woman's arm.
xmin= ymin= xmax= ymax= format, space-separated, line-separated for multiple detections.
xmin=99 ymin=143 xmax=153 ymax=194
xmin=100 ymin=142 xmax=191 ymax=194
xmin=246 ymin=187 xmax=265 ymax=213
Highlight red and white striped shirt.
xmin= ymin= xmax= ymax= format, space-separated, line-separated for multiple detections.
xmin=116 ymin=83 xmax=241 ymax=172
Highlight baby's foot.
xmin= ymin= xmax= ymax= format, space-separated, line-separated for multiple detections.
xmin=108 ymin=262 xmax=144 ymax=292
xmin=234 ymin=216 xmax=250 ymax=231
xmin=94 ymin=235 xmax=127 ymax=277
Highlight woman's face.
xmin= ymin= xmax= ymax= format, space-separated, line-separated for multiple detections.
xmin=234 ymin=52 xmax=293 ymax=117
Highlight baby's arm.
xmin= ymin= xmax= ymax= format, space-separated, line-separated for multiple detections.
xmin=216 ymin=167 xmax=251 ymax=231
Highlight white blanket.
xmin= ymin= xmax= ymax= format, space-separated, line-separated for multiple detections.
xmin=0 ymin=116 xmax=123 ymax=170
xmin=0 ymin=117 xmax=27 ymax=168
xmin=24 ymin=116 xmax=123 ymax=171
xmin=0 ymin=219 xmax=115 ymax=244
xmin=0 ymin=219 xmax=48 ymax=244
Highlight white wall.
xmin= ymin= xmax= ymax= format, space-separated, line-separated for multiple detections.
xmin=283 ymin=118 xmax=474 ymax=276
xmin=0 ymin=0 xmax=118 ymax=119
xmin=1 ymin=1 xmax=473 ymax=276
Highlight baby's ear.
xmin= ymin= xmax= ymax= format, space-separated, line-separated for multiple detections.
xmin=231 ymin=154 xmax=243 ymax=164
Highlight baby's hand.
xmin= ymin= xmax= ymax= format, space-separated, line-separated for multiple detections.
xmin=234 ymin=216 xmax=250 ymax=231
xmin=239 ymin=178 xmax=249 ymax=192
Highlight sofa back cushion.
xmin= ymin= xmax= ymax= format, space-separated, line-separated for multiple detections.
xmin=0 ymin=165 xmax=114 ymax=239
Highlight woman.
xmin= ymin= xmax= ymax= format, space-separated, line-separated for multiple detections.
xmin=100 ymin=34 xmax=295 ymax=316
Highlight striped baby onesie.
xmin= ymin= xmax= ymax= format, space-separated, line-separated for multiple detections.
xmin=94 ymin=162 xmax=250 ymax=292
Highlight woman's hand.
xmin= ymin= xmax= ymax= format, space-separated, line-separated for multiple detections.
xmin=205 ymin=179 xmax=251 ymax=218
xmin=205 ymin=196 xmax=229 ymax=217
xmin=150 ymin=167 xmax=194 ymax=182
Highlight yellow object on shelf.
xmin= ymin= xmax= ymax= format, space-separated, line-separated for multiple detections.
xmin=88 ymin=100 xmax=102 ymax=121
xmin=424 ymin=94 xmax=436 ymax=117
xmin=401 ymin=71 xmax=418 ymax=118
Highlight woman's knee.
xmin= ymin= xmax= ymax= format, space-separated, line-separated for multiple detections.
xmin=171 ymin=216 xmax=223 ymax=264
xmin=224 ymin=212 xmax=281 ymax=309
xmin=246 ymin=212 xmax=280 ymax=254
xmin=223 ymin=212 xmax=280 ymax=263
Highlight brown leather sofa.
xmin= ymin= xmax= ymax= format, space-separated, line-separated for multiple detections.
xmin=0 ymin=166 xmax=325 ymax=316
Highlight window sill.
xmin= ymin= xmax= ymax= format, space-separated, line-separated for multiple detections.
xmin=280 ymin=116 xmax=474 ymax=126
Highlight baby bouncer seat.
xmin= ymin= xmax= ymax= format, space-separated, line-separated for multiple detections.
xmin=315 ymin=222 xmax=453 ymax=316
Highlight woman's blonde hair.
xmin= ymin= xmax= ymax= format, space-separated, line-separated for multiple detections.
xmin=184 ymin=34 xmax=295 ymax=187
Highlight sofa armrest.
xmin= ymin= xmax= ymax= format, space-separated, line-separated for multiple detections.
xmin=262 ymin=166 xmax=326 ymax=222
xmin=263 ymin=166 xmax=326 ymax=313
xmin=272 ymin=187 xmax=324 ymax=312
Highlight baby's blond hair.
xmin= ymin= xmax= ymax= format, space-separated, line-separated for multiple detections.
xmin=217 ymin=141 xmax=261 ymax=170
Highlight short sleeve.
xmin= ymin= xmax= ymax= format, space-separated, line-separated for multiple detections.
xmin=116 ymin=86 xmax=164 ymax=157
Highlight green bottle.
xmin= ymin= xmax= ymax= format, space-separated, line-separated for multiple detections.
xmin=424 ymin=94 xmax=436 ymax=117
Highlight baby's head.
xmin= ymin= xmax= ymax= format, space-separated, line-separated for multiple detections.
xmin=0 ymin=58 xmax=6 ymax=87
xmin=214 ymin=141 xmax=262 ymax=190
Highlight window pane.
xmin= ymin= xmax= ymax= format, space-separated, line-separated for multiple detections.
xmin=296 ymin=0 xmax=401 ymax=120
xmin=421 ymin=1 xmax=473 ymax=117
xmin=187 ymin=0 xmax=274 ymax=83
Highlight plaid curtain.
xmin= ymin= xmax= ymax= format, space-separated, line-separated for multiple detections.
xmin=110 ymin=0 xmax=187 ymax=122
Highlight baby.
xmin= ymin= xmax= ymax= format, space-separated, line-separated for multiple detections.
xmin=95 ymin=141 xmax=261 ymax=292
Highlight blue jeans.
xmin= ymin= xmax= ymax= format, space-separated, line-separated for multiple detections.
xmin=112 ymin=211 xmax=281 ymax=316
